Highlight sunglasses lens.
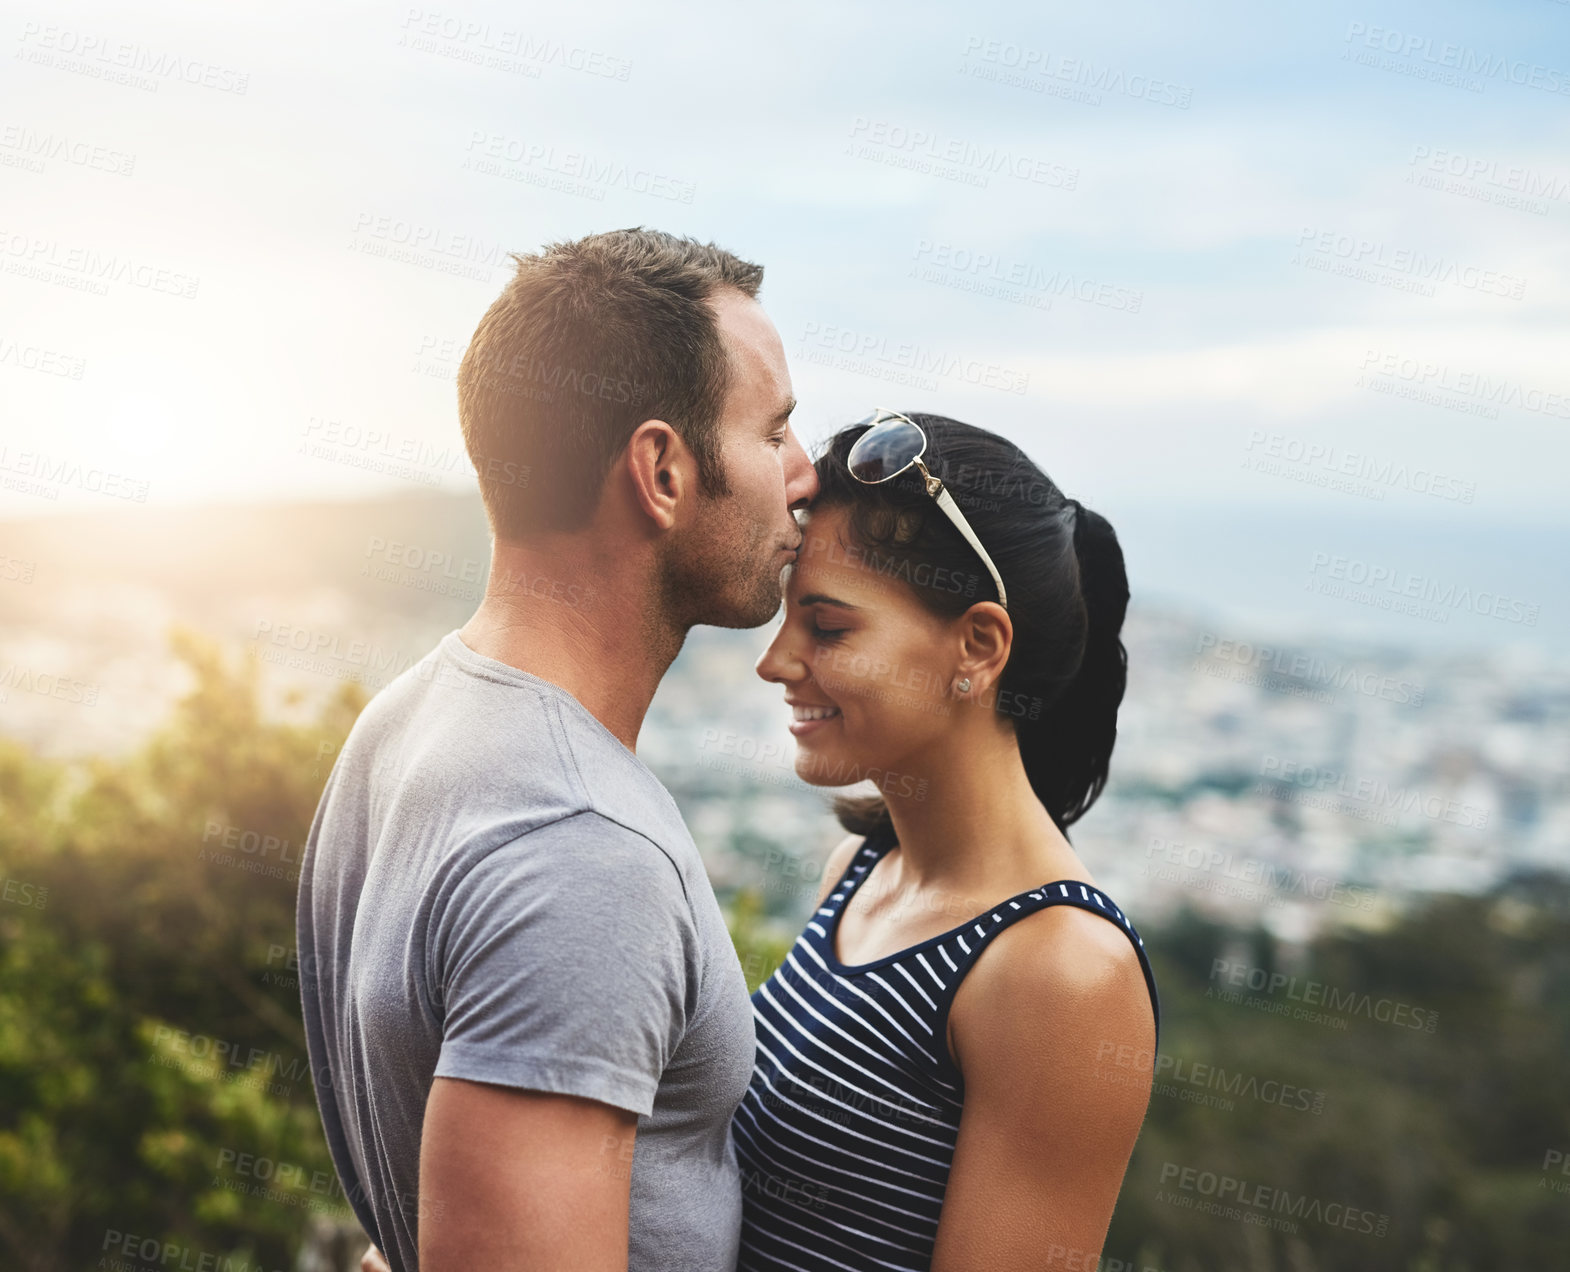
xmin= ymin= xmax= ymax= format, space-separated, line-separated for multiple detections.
xmin=847 ymin=416 xmax=924 ymax=482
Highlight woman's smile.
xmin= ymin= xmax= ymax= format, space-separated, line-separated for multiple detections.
xmin=787 ymin=700 xmax=842 ymax=736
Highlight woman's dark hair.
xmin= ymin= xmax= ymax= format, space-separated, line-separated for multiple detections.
xmin=811 ymin=413 xmax=1129 ymax=842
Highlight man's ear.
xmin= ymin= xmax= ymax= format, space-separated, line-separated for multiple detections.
xmin=622 ymin=419 xmax=691 ymax=531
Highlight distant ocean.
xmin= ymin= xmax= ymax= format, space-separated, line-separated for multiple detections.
xmin=1113 ymin=499 xmax=1568 ymax=657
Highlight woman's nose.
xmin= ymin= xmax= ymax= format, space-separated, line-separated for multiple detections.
xmin=754 ymin=622 xmax=802 ymax=686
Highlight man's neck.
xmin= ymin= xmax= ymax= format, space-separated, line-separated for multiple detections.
xmin=457 ymin=548 xmax=685 ymax=755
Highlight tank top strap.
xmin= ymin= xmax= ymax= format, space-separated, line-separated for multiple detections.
xmin=813 ymin=821 xmax=898 ymax=922
xmin=803 ymin=827 xmax=1161 ymax=1064
xmin=924 ymin=877 xmax=1162 ymax=1081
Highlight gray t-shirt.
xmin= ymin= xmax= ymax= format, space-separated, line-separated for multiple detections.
xmin=297 ymin=630 xmax=756 ymax=1271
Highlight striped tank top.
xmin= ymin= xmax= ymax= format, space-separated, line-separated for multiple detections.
xmin=732 ymin=821 xmax=1160 ymax=1271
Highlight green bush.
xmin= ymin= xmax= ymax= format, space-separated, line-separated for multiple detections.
xmin=2 ymin=629 xmax=1566 ymax=1270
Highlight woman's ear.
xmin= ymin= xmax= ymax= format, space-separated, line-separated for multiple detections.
xmin=954 ymin=602 xmax=1011 ymax=697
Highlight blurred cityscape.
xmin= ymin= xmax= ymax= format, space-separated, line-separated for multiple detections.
xmin=645 ymin=606 xmax=1570 ymax=947
xmin=4 ymin=489 xmax=1566 ymax=948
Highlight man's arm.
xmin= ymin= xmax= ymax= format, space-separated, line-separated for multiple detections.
xmin=419 ymin=1078 xmax=637 ymax=1271
xmin=414 ymin=813 xmax=697 ymax=1270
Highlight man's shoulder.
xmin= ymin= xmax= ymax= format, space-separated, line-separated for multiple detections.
xmin=542 ymin=710 xmax=712 ymax=892
xmin=328 ymin=645 xmax=606 ymax=824
xmin=321 ymin=638 xmax=707 ymax=908
xmin=469 ymin=810 xmax=694 ymax=906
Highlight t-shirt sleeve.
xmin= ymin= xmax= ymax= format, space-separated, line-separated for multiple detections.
xmin=428 ymin=810 xmax=698 ymax=1117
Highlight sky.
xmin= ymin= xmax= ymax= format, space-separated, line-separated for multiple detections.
xmin=1 ymin=0 xmax=1566 ymax=650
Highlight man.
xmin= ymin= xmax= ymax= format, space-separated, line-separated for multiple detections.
xmin=297 ymin=228 xmax=818 ymax=1272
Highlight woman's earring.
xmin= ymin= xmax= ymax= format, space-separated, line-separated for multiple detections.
xmin=956 ymin=677 xmax=971 ymax=694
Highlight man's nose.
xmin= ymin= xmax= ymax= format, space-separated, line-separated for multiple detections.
xmin=785 ymin=429 xmax=818 ymax=513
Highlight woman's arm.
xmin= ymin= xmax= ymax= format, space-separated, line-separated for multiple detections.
xmin=932 ymin=905 xmax=1157 ymax=1271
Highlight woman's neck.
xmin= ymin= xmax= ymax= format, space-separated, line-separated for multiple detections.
xmin=877 ymin=724 xmax=1083 ymax=896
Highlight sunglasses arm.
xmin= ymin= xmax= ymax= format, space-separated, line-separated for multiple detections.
xmin=930 ymin=482 xmax=1009 ymax=611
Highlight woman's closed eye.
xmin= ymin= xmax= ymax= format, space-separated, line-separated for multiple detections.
xmin=811 ymin=622 xmax=846 ymax=642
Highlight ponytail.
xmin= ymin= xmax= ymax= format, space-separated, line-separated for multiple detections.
xmin=1018 ymin=500 xmax=1130 ymax=836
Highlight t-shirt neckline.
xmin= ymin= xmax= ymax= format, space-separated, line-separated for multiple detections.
xmin=438 ymin=629 xmax=645 ymax=766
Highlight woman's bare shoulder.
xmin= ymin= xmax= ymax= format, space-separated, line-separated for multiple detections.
xmin=952 ymin=901 xmax=1154 ymax=1070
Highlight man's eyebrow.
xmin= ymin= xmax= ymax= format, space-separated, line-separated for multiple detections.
xmin=797 ymin=592 xmax=860 ymax=611
xmin=773 ymin=396 xmax=797 ymax=423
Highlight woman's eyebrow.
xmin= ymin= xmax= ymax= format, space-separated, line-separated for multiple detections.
xmin=796 ymin=592 xmax=860 ymax=611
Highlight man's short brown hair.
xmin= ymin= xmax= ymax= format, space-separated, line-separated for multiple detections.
xmin=457 ymin=227 xmax=764 ymax=540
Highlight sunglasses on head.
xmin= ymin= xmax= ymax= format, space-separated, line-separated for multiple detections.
xmin=845 ymin=408 xmax=1008 ymax=611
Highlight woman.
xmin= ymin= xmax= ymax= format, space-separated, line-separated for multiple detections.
xmin=733 ymin=409 xmax=1160 ymax=1271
